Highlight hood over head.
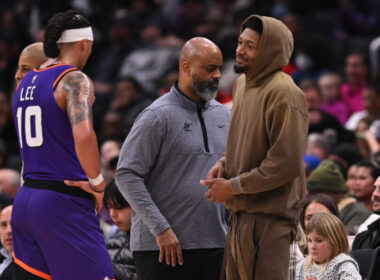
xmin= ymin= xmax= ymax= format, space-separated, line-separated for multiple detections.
xmin=240 ymin=15 xmax=293 ymax=86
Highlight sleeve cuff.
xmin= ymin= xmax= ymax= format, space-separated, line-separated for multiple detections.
xmin=151 ymin=221 xmax=171 ymax=237
xmin=219 ymin=156 xmax=226 ymax=164
xmin=230 ymin=176 xmax=244 ymax=194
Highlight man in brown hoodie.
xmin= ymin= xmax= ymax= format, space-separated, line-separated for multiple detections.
xmin=201 ymin=15 xmax=309 ymax=280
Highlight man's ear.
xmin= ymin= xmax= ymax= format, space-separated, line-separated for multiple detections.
xmin=182 ymin=61 xmax=191 ymax=77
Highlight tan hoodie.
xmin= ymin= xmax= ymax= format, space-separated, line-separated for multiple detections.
xmin=224 ymin=15 xmax=309 ymax=221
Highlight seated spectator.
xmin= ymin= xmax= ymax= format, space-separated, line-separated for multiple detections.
xmin=301 ymin=80 xmax=355 ymax=143
xmin=0 ymin=169 xmax=20 ymax=198
xmin=305 ymin=133 xmax=331 ymax=160
xmin=303 ymin=154 xmax=321 ymax=177
xmin=341 ymin=52 xmax=368 ymax=116
xmin=352 ymin=176 xmax=380 ymax=250
xmin=307 ymin=159 xmax=370 ymax=235
xmin=98 ymin=110 xmax=126 ymax=144
xmin=118 ymin=15 xmax=182 ymax=95
xmin=346 ymin=163 xmax=359 ymax=194
xmin=318 ymin=72 xmax=349 ymax=125
xmin=100 ymin=140 xmax=122 ymax=180
xmin=328 ymin=143 xmax=363 ymax=179
xmin=109 ymin=77 xmax=153 ymax=136
xmin=104 ymin=180 xmax=136 ymax=280
xmin=295 ymin=212 xmax=361 ymax=280
xmin=353 ymin=160 xmax=380 ymax=212
xmin=300 ymin=193 xmax=340 ymax=231
xmin=0 ymin=205 xmax=14 ymax=280
xmin=345 ymin=80 xmax=380 ymax=132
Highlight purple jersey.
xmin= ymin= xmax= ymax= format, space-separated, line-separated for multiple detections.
xmin=12 ymin=64 xmax=87 ymax=181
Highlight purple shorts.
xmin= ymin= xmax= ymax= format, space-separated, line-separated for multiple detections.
xmin=12 ymin=185 xmax=115 ymax=280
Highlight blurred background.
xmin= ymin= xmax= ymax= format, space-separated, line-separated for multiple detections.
xmin=1 ymin=0 xmax=380 ymax=180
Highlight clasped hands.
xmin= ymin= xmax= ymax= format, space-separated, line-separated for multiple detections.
xmin=200 ymin=160 xmax=233 ymax=204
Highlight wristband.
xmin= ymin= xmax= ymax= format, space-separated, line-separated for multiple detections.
xmin=88 ymin=173 xmax=104 ymax=186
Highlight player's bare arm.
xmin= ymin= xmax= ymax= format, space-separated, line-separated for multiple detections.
xmin=60 ymin=71 xmax=106 ymax=199
xmin=61 ymin=71 xmax=95 ymax=125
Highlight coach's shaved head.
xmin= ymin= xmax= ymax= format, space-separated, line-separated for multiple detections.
xmin=15 ymin=42 xmax=48 ymax=84
xmin=178 ymin=37 xmax=223 ymax=104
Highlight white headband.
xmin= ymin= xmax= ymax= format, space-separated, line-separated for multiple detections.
xmin=56 ymin=27 xmax=93 ymax=43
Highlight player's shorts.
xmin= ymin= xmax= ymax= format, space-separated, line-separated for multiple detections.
xmin=11 ymin=179 xmax=115 ymax=280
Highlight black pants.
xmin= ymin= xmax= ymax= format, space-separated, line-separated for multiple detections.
xmin=15 ymin=263 xmax=45 ymax=280
xmin=134 ymin=248 xmax=224 ymax=280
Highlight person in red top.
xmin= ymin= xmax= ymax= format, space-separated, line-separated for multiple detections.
xmin=341 ymin=52 xmax=368 ymax=116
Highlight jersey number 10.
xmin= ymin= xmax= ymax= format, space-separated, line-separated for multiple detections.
xmin=16 ymin=106 xmax=43 ymax=148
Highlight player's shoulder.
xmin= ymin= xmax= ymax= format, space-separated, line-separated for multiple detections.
xmin=62 ymin=70 xmax=91 ymax=82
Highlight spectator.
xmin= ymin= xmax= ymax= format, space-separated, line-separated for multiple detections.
xmin=352 ymin=175 xmax=380 ymax=249
xmin=109 ymin=77 xmax=153 ymax=136
xmin=341 ymin=52 xmax=368 ymax=116
xmin=353 ymin=160 xmax=380 ymax=212
xmin=99 ymin=110 xmax=126 ymax=144
xmin=318 ymin=72 xmax=349 ymax=125
xmin=346 ymin=163 xmax=359 ymax=194
xmin=301 ymin=79 xmax=354 ymax=143
xmin=0 ymin=169 xmax=20 ymax=198
xmin=296 ymin=212 xmax=361 ymax=280
xmin=0 ymin=205 xmax=15 ymax=280
xmin=104 ymin=180 xmax=136 ymax=280
xmin=328 ymin=143 xmax=363 ymax=177
xmin=345 ymin=80 xmax=380 ymax=132
xmin=303 ymin=154 xmax=322 ymax=177
xmin=100 ymin=140 xmax=122 ymax=179
xmin=307 ymin=159 xmax=370 ymax=235
xmin=300 ymin=193 xmax=340 ymax=231
xmin=305 ymin=133 xmax=331 ymax=160
xmin=118 ymin=13 xmax=182 ymax=95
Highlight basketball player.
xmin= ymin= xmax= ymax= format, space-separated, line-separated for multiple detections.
xmin=11 ymin=10 xmax=114 ymax=280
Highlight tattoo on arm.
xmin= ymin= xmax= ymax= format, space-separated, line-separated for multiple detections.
xmin=62 ymin=72 xmax=95 ymax=125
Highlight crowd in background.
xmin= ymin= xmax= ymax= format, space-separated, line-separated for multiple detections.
xmin=1 ymin=0 xmax=380 ymax=172
xmin=1 ymin=0 xmax=380 ymax=279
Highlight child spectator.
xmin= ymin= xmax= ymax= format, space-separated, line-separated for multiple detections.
xmin=104 ymin=180 xmax=136 ymax=280
xmin=296 ymin=212 xmax=361 ymax=280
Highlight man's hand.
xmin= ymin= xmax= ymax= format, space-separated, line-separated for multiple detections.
xmin=156 ymin=228 xmax=183 ymax=267
xmin=200 ymin=178 xmax=233 ymax=203
xmin=64 ymin=180 xmax=106 ymax=214
xmin=206 ymin=161 xmax=225 ymax=180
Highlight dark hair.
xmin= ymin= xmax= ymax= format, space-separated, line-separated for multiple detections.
xmin=331 ymin=143 xmax=363 ymax=168
xmin=300 ymin=193 xmax=339 ymax=230
xmin=242 ymin=16 xmax=263 ymax=35
xmin=299 ymin=79 xmax=320 ymax=94
xmin=356 ymin=160 xmax=380 ymax=181
xmin=103 ymin=179 xmax=130 ymax=209
xmin=43 ymin=10 xmax=90 ymax=58
xmin=367 ymin=79 xmax=380 ymax=97
xmin=118 ymin=76 xmax=142 ymax=92
xmin=346 ymin=51 xmax=369 ymax=67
